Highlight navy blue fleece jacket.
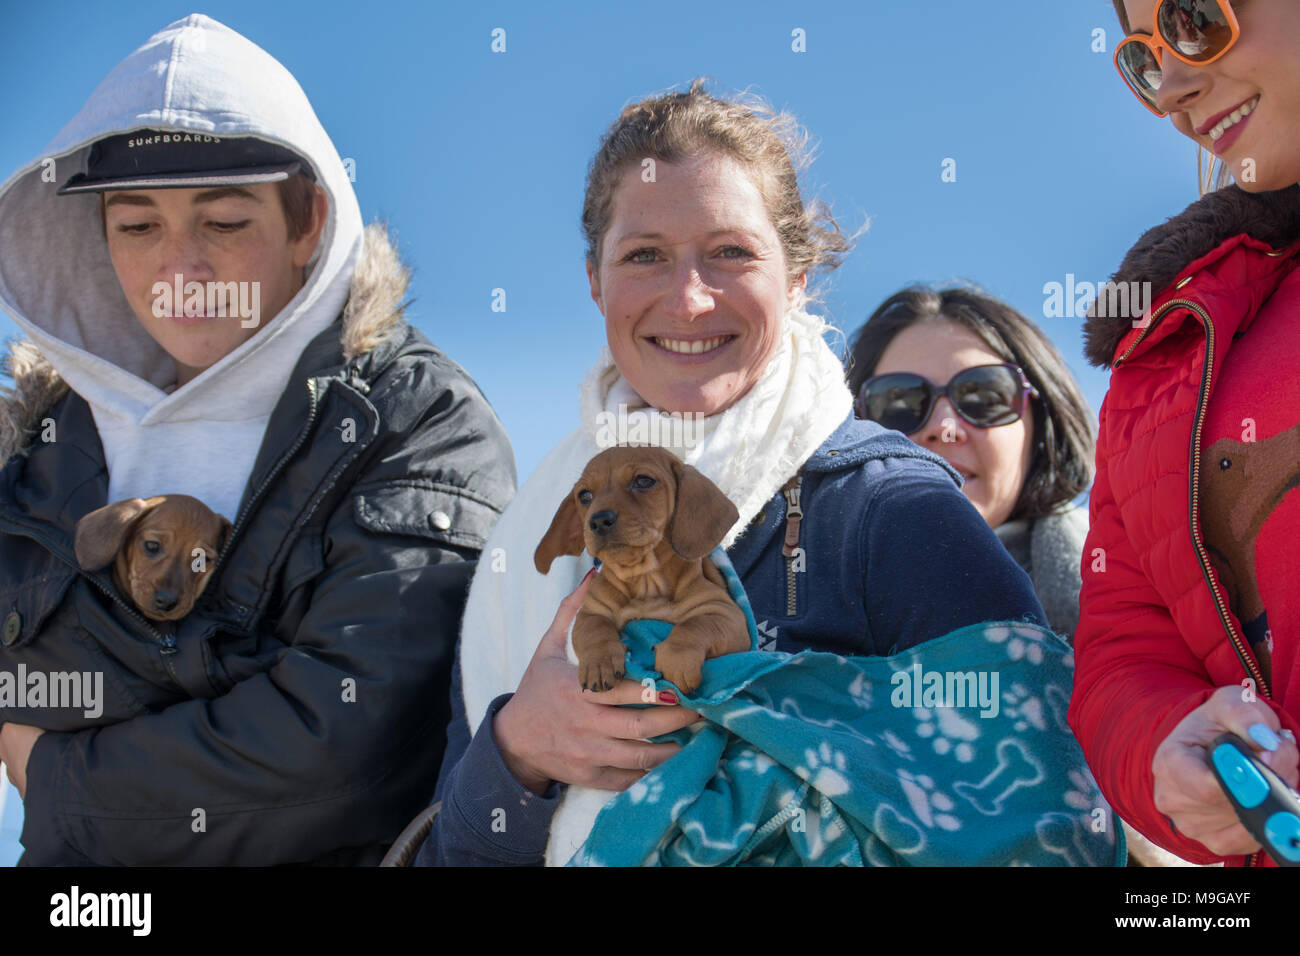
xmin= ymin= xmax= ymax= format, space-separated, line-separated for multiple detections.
xmin=415 ymin=415 xmax=1048 ymax=865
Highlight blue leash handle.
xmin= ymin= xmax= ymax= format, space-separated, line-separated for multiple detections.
xmin=1206 ymin=732 xmax=1300 ymax=866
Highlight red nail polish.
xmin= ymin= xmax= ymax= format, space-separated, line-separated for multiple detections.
xmin=658 ymin=691 xmax=678 ymax=704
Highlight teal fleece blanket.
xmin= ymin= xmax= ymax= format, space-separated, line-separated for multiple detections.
xmin=568 ymin=550 xmax=1125 ymax=867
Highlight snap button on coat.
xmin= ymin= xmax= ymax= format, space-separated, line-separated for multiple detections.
xmin=2 ymin=610 xmax=20 ymax=645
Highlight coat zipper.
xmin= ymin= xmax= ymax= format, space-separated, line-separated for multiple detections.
xmin=1118 ymin=297 xmax=1270 ymax=868
xmin=211 ymin=377 xmax=323 ymax=588
xmin=1 ymin=374 xmax=332 ymax=685
xmin=781 ymin=475 xmax=803 ymax=616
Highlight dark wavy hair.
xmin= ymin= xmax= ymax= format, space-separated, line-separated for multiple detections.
xmin=845 ymin=285 xmax=1096 ymax=522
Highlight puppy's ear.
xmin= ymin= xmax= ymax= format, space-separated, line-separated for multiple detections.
xmin=74 ymin=498 xmax=155 ymax=571
xmin=668 ymin=462 xmax=739 ymax=560
xmin=534 ymin=488 xmax=586 ymax=574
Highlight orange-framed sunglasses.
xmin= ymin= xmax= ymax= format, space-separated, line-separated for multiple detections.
xmin=1114 ymin=0 xmax=1241 ymax=116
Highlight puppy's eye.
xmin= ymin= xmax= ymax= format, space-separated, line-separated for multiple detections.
xmin=577 ymin=489 xmax=594 ymax=506
xmin=633 ymin=475 xmax=656 ymax=490
xmin=142 ymin=540 xmax=162 ymax=556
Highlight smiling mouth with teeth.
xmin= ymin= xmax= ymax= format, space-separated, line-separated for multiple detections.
xmin=1208 ymin=96 xmax=1259 ymax=141
xmin=651 ymin=335 xmax=734 ymax=355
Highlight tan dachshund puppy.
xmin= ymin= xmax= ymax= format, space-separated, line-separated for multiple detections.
xmin=534 ymin=446 xmax=750 ymax=694
xmin=74 ymin=495 xmax=232 ymax=622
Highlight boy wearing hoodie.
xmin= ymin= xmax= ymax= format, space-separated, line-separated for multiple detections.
xmin=0 ymin=14 xmax=514 ymax=864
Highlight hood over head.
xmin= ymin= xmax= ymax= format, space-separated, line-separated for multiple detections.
xmin=0 ymin=12 xmax=363 ymax=426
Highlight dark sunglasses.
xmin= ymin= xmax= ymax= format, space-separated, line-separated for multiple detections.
xmin=1114 ymin=0 xmax=1240 ymax=116
xmin=855 ymin=363 xmax=1039 ymax=436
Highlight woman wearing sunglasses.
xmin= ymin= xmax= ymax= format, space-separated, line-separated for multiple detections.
xmin=847 ymin=286 xmax=1095 ymax=643
xmin=848 ymin=286 xmax=1206 ymax=867
xmin=1069 ymin=0 xmax=1300 ymax=868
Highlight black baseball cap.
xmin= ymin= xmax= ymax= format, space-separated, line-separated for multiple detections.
xmin=57 ymin=129 xmax=312 ymax=195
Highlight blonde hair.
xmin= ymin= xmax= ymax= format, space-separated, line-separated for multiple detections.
xmin=580 ymin=78 xmax=852 ymax=308
xmin=1198 ymin=147 xmax=1234 ymax=196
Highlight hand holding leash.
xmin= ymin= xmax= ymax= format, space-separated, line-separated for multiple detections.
xmin=1206 ymin=731 xmax=1300 ymax=866
xmin=1153 ymin=685 xmax=1299 ymax=857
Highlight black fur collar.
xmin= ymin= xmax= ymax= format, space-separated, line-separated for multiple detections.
xmin=1083 ymin=184 xmax=1300 ymax=368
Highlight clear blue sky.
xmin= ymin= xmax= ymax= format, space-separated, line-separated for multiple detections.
xmin=0 ymin=0 xmax=1203 ymax=484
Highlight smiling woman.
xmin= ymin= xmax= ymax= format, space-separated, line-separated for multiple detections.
xmin=589 ymin=153 xmax=790 ymax=417
xmin=1113 ymin=0 xmax=1300 ymax=190
xmin=407 ymin=80 xmax=1120 ymax=868
xmin=1068 ymin=0 xmax=1300 ymax=869
xmin=579 ymin=89 xmax=847 ymax=418
xmin=847 ymin=285 xmax=1098 ymax=666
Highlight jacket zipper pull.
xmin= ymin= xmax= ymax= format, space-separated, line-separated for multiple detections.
xmin=160 ymin=631 xmax=178 ymax=656
xmin=781 ymin=474 xmax=803 ymax=618
xmin=781 ymin=475 xmax=803 ymax=558
xmin=346 ymin=364 xmax=370 ymax=394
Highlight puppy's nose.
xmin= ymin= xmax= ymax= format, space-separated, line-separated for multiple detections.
xmin=589 ymin=510 xmax=618 ymax=535
xmin=153 ymin=590 xmax=179 ymax=613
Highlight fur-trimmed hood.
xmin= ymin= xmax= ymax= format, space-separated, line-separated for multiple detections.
xmin=0 ymin=14 xmax=374 ymax=521
xmin=1083 ymin=184 xmax=1300 ymax=368
xmin=0 ymin=221 xmax=409 ymax=466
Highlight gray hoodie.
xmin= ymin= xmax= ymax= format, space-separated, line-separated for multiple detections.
xmin=0 ymin=13 xmax=363 ymax=522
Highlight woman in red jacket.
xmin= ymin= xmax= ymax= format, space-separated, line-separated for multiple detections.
xmin=1070 ymin=0 xmax=1300 ymax=866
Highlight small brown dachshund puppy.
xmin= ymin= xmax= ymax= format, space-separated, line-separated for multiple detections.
xmin=74 ymin=495 xmax=232 ymax=622
xmin=534 ymin=447 xmax=750 ymax=694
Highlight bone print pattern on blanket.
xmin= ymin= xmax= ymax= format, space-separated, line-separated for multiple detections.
xmin=568 ymin=551 xmax=1124 ymax=867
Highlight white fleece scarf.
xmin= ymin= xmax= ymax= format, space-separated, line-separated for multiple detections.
xmin=459 ymin=305 xmax=852 ymax=865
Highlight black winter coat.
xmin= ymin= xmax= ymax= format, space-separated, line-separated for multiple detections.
xmin=0 ymin=227 xmax=516 ymax=865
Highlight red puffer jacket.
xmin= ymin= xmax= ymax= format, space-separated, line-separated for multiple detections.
xmin=1069 ymin=184 xmax=1300 ymax=867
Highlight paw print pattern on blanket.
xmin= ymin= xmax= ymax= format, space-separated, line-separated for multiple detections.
xmin=1063 ymin=768 xmax=1097 ymax=813
xmin=573 ymin=583 xmax=1123 ymax=865
xmin=798 ymin=792 xmax=853 ymax=863
xmin=865 ymin=771 xmax=961 ymax=862
xmin=986 ymin=624 xmax=1047 ymax=664
xmin=628 ymin=775 xmax=666 ymax=806
xmin=801 ymin=741 xmax=850 ymax=797
xmin=732 ymin=747 xmax=777 ymax=777
xmin=1000 ymin=682 xmax=1047 ymax=733
xmin=898 ymin=769 xmax=962 ymax=832
xmin=846 ymin=671 xmax=872 ymax=710
xmin=913 ymin=706 xmax=978 ymax=762
xmin=1045 ymin=683 xmax=1072 ymax=734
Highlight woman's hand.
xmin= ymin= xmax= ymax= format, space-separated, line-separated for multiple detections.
xmin=1152 ymin=685 xmax=1300 ymax=857
xmin=493 ymin=569 xmax=700 ymax=794
xmin=0 ymin=722 xmax=46 ymax=799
